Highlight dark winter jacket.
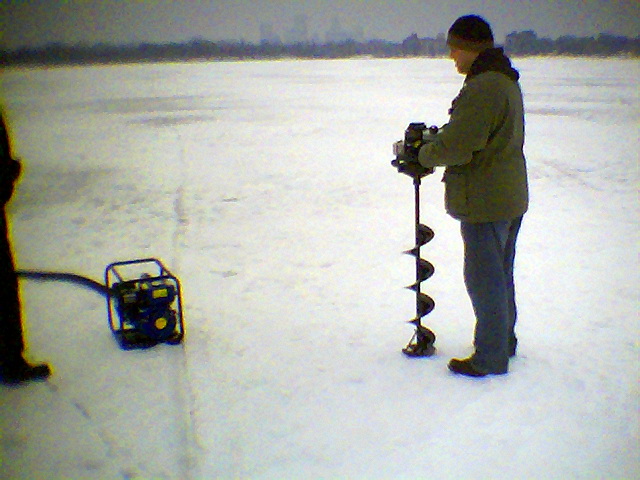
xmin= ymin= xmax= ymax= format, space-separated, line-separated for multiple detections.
xmin=418 ymin=48 xmax=529 ymax=223
xmin=0 ymin=113 xmax=21 ymax=207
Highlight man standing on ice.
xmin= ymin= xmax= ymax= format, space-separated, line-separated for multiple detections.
xmin=415 ymin=15 xmax=529 ymax=376
xmin=0 ymin=112 xmax=51 ymax=385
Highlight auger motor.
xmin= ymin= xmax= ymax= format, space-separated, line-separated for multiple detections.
xmin=391 ymin=122 xmax=439 ymax=357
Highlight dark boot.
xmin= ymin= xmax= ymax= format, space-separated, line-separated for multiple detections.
xmin=448 ymin=357 xmax=488 ymax=377
xmin=448 ymin=356 xmax=508 ymax=377
xmin=0 ymin=356 xmax=51 ymax=385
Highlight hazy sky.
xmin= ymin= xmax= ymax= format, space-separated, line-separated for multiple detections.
xmin=2 ymin=0 xmax=639 ymax=49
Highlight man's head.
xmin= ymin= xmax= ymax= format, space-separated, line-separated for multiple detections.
xmin=447 ymin=15 xmax=494 ymax=74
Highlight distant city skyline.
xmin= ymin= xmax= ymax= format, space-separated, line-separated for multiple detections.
xmin=2 ymin=0 xmax=638 ymax=50
xmin=258 ymin=15 xmax=367 ymax=45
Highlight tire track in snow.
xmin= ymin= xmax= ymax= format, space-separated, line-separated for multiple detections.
xmin=170 ymin=129 xmax=201 ymax=479
xmin=43 ymin=382 xmax=144 ymax=479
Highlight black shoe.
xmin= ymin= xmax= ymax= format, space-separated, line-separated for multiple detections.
xmin=448 ymin=357 xmax=488 ymax=377
xmin=1 ymin=360 xmax=51 ymax=385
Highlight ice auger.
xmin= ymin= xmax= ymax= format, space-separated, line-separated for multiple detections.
xmin=392 ymin=123 xmax=438 ymax=357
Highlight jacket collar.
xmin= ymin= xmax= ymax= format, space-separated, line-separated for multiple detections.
xmin=467 ymin=48 xmax=520 ymax=82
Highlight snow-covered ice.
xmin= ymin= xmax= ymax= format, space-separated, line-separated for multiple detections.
xmin=0 ymin=57 xmax=638 ymax=479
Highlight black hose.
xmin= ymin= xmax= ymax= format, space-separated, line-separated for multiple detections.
xmin=17 ymin=270 xmax=111 ymax=296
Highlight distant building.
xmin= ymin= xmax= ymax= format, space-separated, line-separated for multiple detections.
xmin=259 ymin=23 xmax=282 ymax=44
xmin=325 ymin=17 xmax=349 ymax=43
xmin=284 ymin=15 xmax=309 ymax=44
xmin=325 ymin=17 xmax=364 ymax=43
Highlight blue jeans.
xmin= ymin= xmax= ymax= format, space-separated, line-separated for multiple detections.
xmin=460 ymin=216 xmax=523 ymax=373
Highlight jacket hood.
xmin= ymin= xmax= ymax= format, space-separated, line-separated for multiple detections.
xmin=467 ymin=47 xmax=520 ymax=82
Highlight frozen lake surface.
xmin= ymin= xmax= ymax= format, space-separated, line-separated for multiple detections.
xmin=1 ymin=57 xmax=638 ymax=479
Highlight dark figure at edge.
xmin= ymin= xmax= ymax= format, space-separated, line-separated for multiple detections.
xmin=0 ymin=111 xmax=51 ymax=385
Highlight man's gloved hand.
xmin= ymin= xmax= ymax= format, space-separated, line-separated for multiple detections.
xmin=391 ymin=154 xmax=434 ymax=179
xmin=391 ymin=123 xmax=439 ymax=179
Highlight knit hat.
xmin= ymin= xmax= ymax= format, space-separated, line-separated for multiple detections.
xmin=447 ymin=15 xmax=494 ymax=52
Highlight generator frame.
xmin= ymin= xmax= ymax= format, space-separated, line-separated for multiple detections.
xmin=105 ymin=258 xmax=185 ymax=349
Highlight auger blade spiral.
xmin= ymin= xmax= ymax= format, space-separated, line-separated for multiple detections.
xmin=402 ymin=324 xmax=436 ymax=357
xmin=417 ymin=292 xmax=435 ymax=317
xmin=416 ymin=223 xmax=434 ymax=246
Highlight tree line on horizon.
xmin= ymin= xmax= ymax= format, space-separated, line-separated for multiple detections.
xmin=1 ymin=31 xmax=638 ymax=66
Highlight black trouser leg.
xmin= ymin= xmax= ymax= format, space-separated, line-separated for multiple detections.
xmin=0 ymin=209 xmax=25 ymax=363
